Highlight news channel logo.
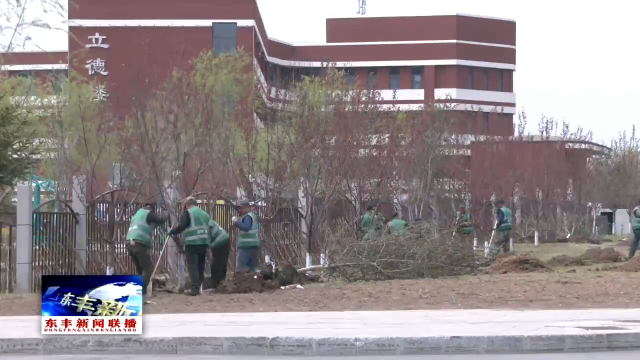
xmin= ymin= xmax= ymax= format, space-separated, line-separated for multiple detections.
xmin=41 ymin=275 xmax=143 ymax=334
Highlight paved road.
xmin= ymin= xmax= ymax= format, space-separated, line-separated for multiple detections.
xmin=3 ymin=353 xmax=640 ymax=359
xmin=5 ymin=310 xmax=640 ymax=339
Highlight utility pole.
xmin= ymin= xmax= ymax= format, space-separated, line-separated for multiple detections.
xmin=357 ymin=0 xmax=367 ymax=15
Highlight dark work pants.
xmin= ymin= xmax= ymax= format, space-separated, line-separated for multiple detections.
xmin=489 ymin=230 xmax=511 ymax=258
xmin=185 ymin=244 xmax=208 ymax=294
xmin=629 ymin=229 xmax=640 ymax=259
xmin=127 ymin=241 xmax=153 ymax=295
xmin=236 ymin=247 xmax=260 ymax=273
xmin=210 ymin=242 xmax=231 ymax=288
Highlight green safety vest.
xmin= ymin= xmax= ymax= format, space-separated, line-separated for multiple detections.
xmin=632 ymin=207 xmax=640 ymax=230
xmin=184 ymin=206 xmax=212 ymax=246
xmin=209 ymin=219 xmax=230 ymax=247
xmin=126 ymin=208 xmax=153 ymax=246
xmin=456 ymin=211 xmax=474 ymax=234
xmin=238 ymin=212 xmax=260 ymax=248
xmin=389 ymin=218 xmax=407 ymax=234
xmin=498 ymin=207 xmax=513 ymax=231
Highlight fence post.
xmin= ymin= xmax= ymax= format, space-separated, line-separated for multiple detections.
xmin=72 ymin=176 xmax=88 ymax=274
xmin=15 ymin=183 xmax=33 ymax=293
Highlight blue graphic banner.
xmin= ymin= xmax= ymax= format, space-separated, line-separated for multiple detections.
xmin=41 ymin=275 xmax=143 ymax=317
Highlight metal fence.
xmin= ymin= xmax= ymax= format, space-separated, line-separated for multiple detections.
xmin=86 ymin=201 xmax=170 ymax=275
xmin=197 ymin=202 xmax=304 ymax=271
xmin=0 ymin=220 xmax=16 ymax=293
xmin=31 ymin=202 xmax=78 ymax=292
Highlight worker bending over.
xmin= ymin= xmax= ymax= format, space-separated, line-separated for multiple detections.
xmin=169 ymin=196 xmax=212 ymax=296
xmin=387 ymin=212 xmax=407 ymax=234
xmin=488 ymin=200 xmax=512 ymax=258
xmin=208 ymin=218 xmax=230 ymax=289
xmin=125 ymin=203 xmax=168 ymax=297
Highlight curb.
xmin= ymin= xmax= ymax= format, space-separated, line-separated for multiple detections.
xmin=1 ymin=333 xmax=640 ymax=356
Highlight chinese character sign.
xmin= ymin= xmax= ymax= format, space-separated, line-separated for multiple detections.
xmin=41 ymin=275 xmax=143 ymax=335
xmin=85 ymin=32 xmax=110 ymax=101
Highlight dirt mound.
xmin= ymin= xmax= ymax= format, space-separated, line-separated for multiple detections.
xmin=217 ymin=272 xmax=280 ymax=294
xmin=547 ymin=255 xmax=585 ymax=267
xmin=618 ymin=257 xmax=640 ymax=272
xmin=578 ymin=247 xmax=624 ymax=263
xmin=485 ymin=254 xmax=553 ymax=274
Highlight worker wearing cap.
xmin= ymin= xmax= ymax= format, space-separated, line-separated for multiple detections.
xmin=488 ymin=200 xmax=512 ymax=258
xmin=169 ymin=196 xmax=212 ymax=296
xmin=125 ymin=203 xmax=168 ymax=296
xmin=232 ymin=199 xmax=260 ymax=273
xmin=628 ymin=200 xmax=640 ymax=259
xmin=208 ymin=218 xmax=230 ymax=289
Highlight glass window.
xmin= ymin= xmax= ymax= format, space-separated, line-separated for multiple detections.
xmin=411 ymin=67 xmax=422 ymax=89
xmin=366 ymin=68 xmax=377 ymax=89
xmin=213 ymin=23 xmax=237 ymax=56
xmin=51 ymin=69 xmax=67 ymax=93
xmin=279 ymin=66 xmax=291 ymax=86
xmin=389 ymin=67 xmax=400 ymax=89
xmin=484 ymin=69 xmax=489 ymax=90
xmin=483 ymin=112 xmax=490 ymax=134
xmin=300 ymin=67 xmax=320 ymax=78
xmin=213 ymin=23 xmax=237 ymax=38
xmin=499 ymin=70 xmax=504 ymax=91
xmin=269 ymin=63 xmax=277 ymax=85
xmin=468 ymin=67 xmax=473 ymax=89
xmin=343 ymin=68 xmax=355 ymax=84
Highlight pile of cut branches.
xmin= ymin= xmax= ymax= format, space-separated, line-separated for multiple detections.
xmin=323 ymin=222 xmax=478 ymax=281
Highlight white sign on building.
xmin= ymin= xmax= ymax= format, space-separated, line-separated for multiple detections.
xmin=85 ymin=33 xmax=110 ymax=101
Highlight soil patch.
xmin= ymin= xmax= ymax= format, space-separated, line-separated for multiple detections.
xmin=618 ymin=257 xmax=640 ymax=272
xmin=217 ymin=272 xmax=280 ymax=294
xmin=618 ymin=239 xmax=632 ymax=247
xmin=4 ymin=272 xmax=640 ymax=315
xmin=579 ymin=247 xmax=624 ymax=263
xmin=485 ymin=254 xmax=553 ymax=274
xmin=547 ymin=254 xmax=585 ymax=267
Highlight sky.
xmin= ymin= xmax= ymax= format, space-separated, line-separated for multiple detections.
xmin=2 ymin=0 xmax=637 ymax=145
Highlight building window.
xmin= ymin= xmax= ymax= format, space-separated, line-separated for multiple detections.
xmin=499 ymin=70 xmax=504 ymax=92
xmin=366 ymin=68 xmax=377 ymax=89
xmin=212 ymin=22 xmax=237 ymax=56
xmin=483 ymin=112 xmax=490 ymax=134
xmin=389 ymin=67 xmax=400 ymax=89
xmin=468 ymin=67 xmax=473 ymax=89
xmin=269 ymin=63 xmax=277 ymax=85
xmin=279 ymin=66 xmax=291 ymax=87
xmin=411 ymin=67 xmax=422 ymax=89
xmin=300 ymin=67 xmax=320 ymax=79
xmin=343 ymin=68 xmax=355 ymax=85
xmin=484 ymin=69 xmax=489 ymax=90
xmin=51 ymin=69 xmax=67 ymax=93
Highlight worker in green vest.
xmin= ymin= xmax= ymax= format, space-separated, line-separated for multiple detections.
xmin=232 ymin=199 xmax=260 ymax=273
xmin=628 ymin=200 xmax=640 ymax=259
xmin=208 ymin=219 xmax=230 ymax=289
xmin=361 ymin=205 xmax=384 ymax=240
xmin=386 ymin=212 xmax=407 ymax=234
xmin=454 ymin=205 xmax=475 ymax=248
xmin=169 ymin=196 xmax=212 ymax=296
xmin=125 ymin=203 xmax=168 ymax=296
xmin=488 ymin=200 xmax=512 ymax=258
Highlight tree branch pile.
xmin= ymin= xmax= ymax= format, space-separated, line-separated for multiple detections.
xmin=324 ymin=222 xmax=478 ymax=281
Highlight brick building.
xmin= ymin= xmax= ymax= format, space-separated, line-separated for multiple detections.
xmin=0 ymin=0 xmax=608 ymax=213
